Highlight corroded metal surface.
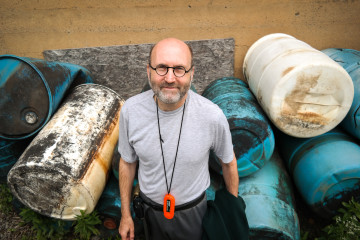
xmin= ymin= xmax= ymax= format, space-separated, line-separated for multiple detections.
xmin=0 ymin=55 xmax=94 ymax=140
xmin=7 ymin=84 xmax=124 ymax=220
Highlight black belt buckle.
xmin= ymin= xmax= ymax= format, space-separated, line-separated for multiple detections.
xmin=133 ymin=195 xmax=145 ymax=219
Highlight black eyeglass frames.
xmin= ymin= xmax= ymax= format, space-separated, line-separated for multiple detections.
xmin=149 ymin=64 xmax=193 ymax=77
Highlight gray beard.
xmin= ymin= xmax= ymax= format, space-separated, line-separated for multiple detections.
xmin=148 ymin=74 xmax=190 ymax=104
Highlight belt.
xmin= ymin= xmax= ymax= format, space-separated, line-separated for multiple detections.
xmin=140 ymin=191 xmax=206 ymax=212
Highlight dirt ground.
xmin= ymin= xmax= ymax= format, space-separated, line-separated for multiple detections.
xmin=0 ymin=210 xmax=34 ymax=240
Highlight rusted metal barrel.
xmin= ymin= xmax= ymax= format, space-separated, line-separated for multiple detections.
xmin=7 ymin=84 xmax=124 ymax=220
xmin=0 ymin=55 xmax=94 ymax=140
xmin=238 ymin=150 xmax=300 ymax=240
xmin=202 ymin=77 xmax=275 ymax=177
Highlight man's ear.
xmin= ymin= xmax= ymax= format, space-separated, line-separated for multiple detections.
xmin=190 ymin=66 xmax=195 ymax=82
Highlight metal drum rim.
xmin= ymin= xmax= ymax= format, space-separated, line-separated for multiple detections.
xmin=0 ymin=54 xmax=53 ymax=140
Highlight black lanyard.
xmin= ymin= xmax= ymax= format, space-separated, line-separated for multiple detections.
xmin=156 ymin=98 xmax=186 ymax=194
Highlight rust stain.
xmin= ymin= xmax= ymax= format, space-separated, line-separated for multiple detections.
xmin=82 ymin=102 xmax=121 ymax=179
xmin=279 ymin=71 xmax=330 ymax=128
xmin=282 ymin=66 xmax=295 ymax=77
xmin=79 ymin=98 xmax=122 ymax=181
xmin=97 ymin=118 xmax=120 ymax=173
xmin=94 ymin=153 xmax=108 ymax=175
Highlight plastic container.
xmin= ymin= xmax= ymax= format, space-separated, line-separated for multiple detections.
xmin=238 ymin=150 xmax=300 ymax=240
xmin=322 ymin=48 xmax=360 ymax=139
xmin=277 ymin=128 xmax=360 ymax=218
xmin=7 ymin=84 xmax=124 ymax=220
xmin=0 ymin=55 xmax=93 ymax=140
xmin=243 ymin=33 xmax=354 ymax=138
xmin=202 ymin=77 xmax=275 ymax=177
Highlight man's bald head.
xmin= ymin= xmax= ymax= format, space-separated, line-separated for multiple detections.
xmin=148 ymin=38 xmax=193 ymax=67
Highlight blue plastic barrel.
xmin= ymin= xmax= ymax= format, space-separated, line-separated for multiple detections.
xmin=111 ymin=143 xmax=121 ymax=180
xmin=96 ymin=172 xmax=142 ymax=237
xmin=277 ymin=128 xmax=360 ymax=218
xmin=238 ymin=150 xmax=300 ymax=240
xmin=0 ymin=138 xmax=32 ymax=182
xmin=322 ymin=48 xmax=360 ymax=140
xmin=202 ymin=77 xmax=275 ymax=177
xmin=96 ymin=172 xmax=122 ymax=231
xmin=205 ymin=169 xmax=226 ymax=201
xmin=0 ymin=55 xmax=94 ymax=140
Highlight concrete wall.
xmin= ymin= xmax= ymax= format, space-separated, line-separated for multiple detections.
xmin=1 ymin=0 xmax=359 ymax=79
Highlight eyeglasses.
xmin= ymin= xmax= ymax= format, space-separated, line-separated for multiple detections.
xmin=149 ymin=64 xmax=193 ymax=77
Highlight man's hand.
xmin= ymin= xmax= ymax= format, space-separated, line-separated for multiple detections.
xmin=119 ymin=215 xmax=135 ymax=240
xmin=118 ymin=157 xmax=137 ymax=240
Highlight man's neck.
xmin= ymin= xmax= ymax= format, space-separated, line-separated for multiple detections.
xmin=155 ymin=93 xmax=188 ymax=112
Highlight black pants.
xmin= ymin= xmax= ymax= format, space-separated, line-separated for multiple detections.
xmin=140 ymin=192 xmax=207 ymax=240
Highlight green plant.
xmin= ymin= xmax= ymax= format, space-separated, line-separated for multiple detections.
xmin=0 ymin=183 xmax=13 ymax=213
xmin=301 ymin=230 xmax=309 ymax=240
xmin=316 ymin=197 xmax=360 ymax=240
xmin=19 ymin=208 xmax=71 ymax=240
xmin=73 ymin=210 xmax=101 ymax=240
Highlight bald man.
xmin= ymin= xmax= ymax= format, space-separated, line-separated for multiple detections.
xmin=118 ymin=38 xmax=239 ymax=240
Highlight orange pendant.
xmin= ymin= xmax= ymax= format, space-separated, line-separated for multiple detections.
xmin=163 ymin=193 xmax=175 ymax=219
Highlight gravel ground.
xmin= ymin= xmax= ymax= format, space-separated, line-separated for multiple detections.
xmin=0 ymin=210 xmax=34 ymax=240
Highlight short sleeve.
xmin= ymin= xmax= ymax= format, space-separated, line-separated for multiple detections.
xmin=212 ymin=109 xmax=234 ymax=164
xmin=117 ymin=104 xmax=138 ymax=163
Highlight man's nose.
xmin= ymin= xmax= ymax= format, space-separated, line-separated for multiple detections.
xmin=164 ymin=69 xmax=176 ymax=83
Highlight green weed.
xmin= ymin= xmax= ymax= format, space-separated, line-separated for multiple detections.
xmin=19 ymin=208 xmax=71 ymax=240
xmin=309 ymin=197 xmax=360 ymax=240
xmin=73 ymin=210 xmax=101 ymax=240
xmin=0 ymin=183 xmax=13 ymax=213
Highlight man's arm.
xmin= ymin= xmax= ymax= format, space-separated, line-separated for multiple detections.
xmin=221 ymin=152 xmax=239 ymax=197
xmin=118 ymin=157 xmax=137 ymax=240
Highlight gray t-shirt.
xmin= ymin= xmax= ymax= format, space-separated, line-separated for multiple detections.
xmin=118 ymin=90 xmax=233 ymax=205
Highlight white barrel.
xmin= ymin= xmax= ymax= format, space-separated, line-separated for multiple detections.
xmin=7 ymin=84 xmax=124 ymax=220
xmin=243 ymin=33 xmax=354 ymax=137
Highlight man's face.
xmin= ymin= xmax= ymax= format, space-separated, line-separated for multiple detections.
xmin=147 ymin=39 xmax=193 ymax=105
